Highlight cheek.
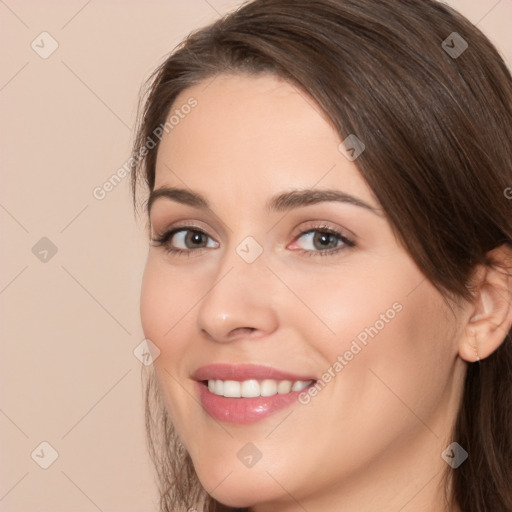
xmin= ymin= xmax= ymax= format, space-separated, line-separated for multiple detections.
xmin=276 ymin=253 xmax=416 ymax=362
xmin=275 ymin=257 xmax=456 ymax=448
xmin=140 ymin=264 xmax=168 ymax=352
xmin=140 ymin=258 xmax=202 ymax=430
xmin=140 ymin=257 xmax=199 ymax=352
xmin=329 ymin=279 xmax=456 ymax=439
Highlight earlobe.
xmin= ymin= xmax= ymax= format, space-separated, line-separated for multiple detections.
xmin=459 ymin=245 xmax=512 ymax=363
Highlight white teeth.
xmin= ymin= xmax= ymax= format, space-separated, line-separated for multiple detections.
xmin=206 ymin=378 xmax=313 ymax=397
xmin=277 ymin=380 xmax=292 ymax=394
xmin=260 ymin=379 xmax=278 ymax=396
xmin=223 ymin=380 xmax=241 ymax=398
xmin=291 ymin=380 xmax=309 ymax=392
xmin=214 ymin=379 xmax=224 ymax=395
xmin=241 ymin=379 xmax=260 ymax=398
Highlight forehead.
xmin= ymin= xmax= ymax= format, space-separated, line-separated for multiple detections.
xmin=153 ymin=73 xmax=374 ymax=207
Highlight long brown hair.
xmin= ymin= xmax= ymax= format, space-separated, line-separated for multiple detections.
xmin=131 ymin=1 xmax=512 ymax=510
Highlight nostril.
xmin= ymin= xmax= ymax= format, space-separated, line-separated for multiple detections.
xmin=230 ymin=327 xmax=256 ymax=336
xmin=226 ymin=327 xmax=261 ymax=342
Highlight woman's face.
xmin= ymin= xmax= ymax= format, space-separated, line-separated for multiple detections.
xmin=140 ymin=73 xmax=468 ymax=509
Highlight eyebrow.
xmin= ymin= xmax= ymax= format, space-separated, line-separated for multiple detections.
xmin=147 ymin=186 xmax=380 ymax=216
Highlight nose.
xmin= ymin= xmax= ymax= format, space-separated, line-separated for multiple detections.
xmin=196 ymin=255 xmax=279 ymax=344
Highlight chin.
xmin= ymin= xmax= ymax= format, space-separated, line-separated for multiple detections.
xmin=194 ymin=463 xmax=283 ymax=509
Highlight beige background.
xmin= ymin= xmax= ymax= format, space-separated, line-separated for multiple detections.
xmin=0 ymin=1 xmax=510 ymax=510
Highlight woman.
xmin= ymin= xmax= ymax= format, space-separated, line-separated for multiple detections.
xmin=130 ymin=0 xmax=512 ymax=510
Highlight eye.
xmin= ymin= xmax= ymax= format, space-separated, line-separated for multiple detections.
xmin=289 ymin=226 xmax=355 ymax=255
xmin=151 ymin=227 xmax=219 ymax=255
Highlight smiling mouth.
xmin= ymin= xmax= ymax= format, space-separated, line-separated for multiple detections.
xmin=203 ymin=378 xmax=315 ymax=398
xmin=193 ymin=364 xmax=318 ymax=423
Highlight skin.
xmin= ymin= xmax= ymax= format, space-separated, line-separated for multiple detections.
xmin=139 ymin=73 xmax=509 ymax=511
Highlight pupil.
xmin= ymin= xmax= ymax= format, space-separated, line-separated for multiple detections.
xmin=188 ymin=231 xmax=204 ymax=246
xmin=314 ymin=232 xmax=336 ymax=249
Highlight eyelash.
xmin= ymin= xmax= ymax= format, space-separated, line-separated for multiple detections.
xmin=151 ymin=225 xmax=355 ymax=257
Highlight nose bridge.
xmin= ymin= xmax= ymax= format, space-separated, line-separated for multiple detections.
xmin=196 ymin=239 xmax=278 ymax=342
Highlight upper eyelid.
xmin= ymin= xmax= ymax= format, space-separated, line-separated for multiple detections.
xmin=291 ymin=222 xmax=356 ymax=242
xmin=152 ymin=222 xmax=215 ymax=240
xmin=291 ymin=227 xmax=355 ymax=247
xmin=149 ymin=209 xmax=228 ymax=240
xmin=154 ymin=223 xmax=348 ymax=238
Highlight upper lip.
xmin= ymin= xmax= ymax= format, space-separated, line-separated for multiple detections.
xmin=192 ymin=363 xmax=316 ymax=382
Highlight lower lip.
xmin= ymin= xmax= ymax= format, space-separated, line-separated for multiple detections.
xmin=197 ymin=381 xmax=312 ymax=424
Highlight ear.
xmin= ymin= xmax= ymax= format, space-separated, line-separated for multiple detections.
xmin=459 ymin=245 xmax=512 ymax=362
